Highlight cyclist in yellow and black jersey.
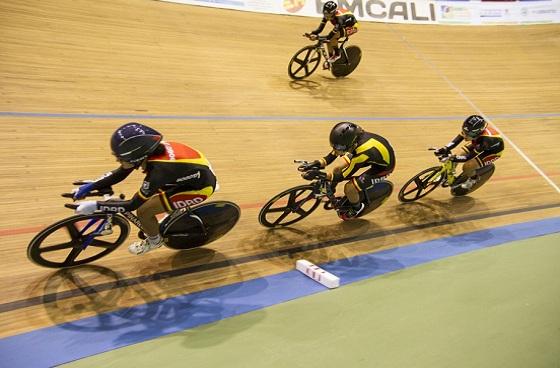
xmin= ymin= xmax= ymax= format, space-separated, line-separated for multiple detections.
xmin=299 ymin=122 xmax=395 ymax=220
xmin=72 ymin=123 xmax=217 ymax=256
xmin=307 ymin=1 xmax=359 ymax=64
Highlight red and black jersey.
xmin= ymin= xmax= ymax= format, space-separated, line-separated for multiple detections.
xmin=139 ymin=141 xmax=214 ymax=199
xmin=447 ymin=127 xmax=505 ymax=162
xmin=311 ymin=8 xmax=358 ymax=38
xmin=90 ymin=141 xmax=215 ymax=213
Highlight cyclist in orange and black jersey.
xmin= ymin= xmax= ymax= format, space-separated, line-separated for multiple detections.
xmin=435 ymin=115 xmax=505 ymax=190
xmin=92 ymin=141 xmax=216 ymax=214
xmin=300 ymin=122 xmax=395 ymax=220
xmin=309 ymin=1 xmax=358 ymax=64
xmin=72 ymin=123 xmax=217 ymax=255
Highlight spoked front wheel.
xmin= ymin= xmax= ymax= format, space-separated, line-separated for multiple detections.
xmin=398 ymin=166 xmax=444 ymax=202
xmin=288 ymin=46 xmax=321 ymax=80
xmin=259 ymin=185 xmax=321 ymax=227
xmin=27 ymin=214 xmax=130 ymax=268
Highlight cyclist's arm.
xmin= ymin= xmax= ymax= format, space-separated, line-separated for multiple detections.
xmin=452 ymin=150 xmax=477 ymax=163
xmin=443 ymin=134 xmax=464 ymax=151
xmin=320 ymin=151 xmax=338 ymax=167
xmin=89 ymin=166 xmax=134 ymax=191
xmin=95 ymin=166 xmax=166 ymax=213
xmin=326 ymin=154 xmax=352 ymax=183
xmin=311 ymin=17 xmax=327 ymax=35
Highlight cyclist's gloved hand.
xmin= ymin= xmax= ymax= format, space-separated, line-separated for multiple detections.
xmin=72 ymin=182 xmax=95 ymax=200
xmin=75 ymin=201 xmax=98 ymax=215
xmin=434 ymin=147 xmax=450 ymax=156
xmin=307 ymin=33 xmax=318 ymax=41
xmin=448 ymin=154 xmax=458 ymax=162
xmin=302 ymin=169 xmax=326 ymax=181
xmin=298 ymin=160 xmax=322 ymax=172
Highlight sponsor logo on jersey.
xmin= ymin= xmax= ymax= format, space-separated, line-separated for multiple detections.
xmin=163 ymin=142 xmax=176 ymax=160
xmin=176 ymin=171 xmax=201 ymax=183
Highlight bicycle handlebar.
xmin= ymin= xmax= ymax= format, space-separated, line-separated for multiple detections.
xmin=61 ymin=187 xmax=115 ymax=199
xmin=428 ymin=148 xmax=454 ymax=163
xmin=303 ymin=33 xmax=329 ymax=42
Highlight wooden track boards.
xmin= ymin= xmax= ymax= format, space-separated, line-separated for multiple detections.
xmin=0 ymin=0 xmax=559 ymax=337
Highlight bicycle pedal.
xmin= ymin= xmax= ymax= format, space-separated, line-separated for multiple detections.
xmin=100 ymin=222 xmax=113 ymax=236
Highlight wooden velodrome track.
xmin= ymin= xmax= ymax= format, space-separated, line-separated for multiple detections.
xmin=0 ymin=0 xmax=559 ymax=339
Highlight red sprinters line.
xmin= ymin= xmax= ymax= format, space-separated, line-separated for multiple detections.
xmin=1 ymin=171 xmax=558 ymax=239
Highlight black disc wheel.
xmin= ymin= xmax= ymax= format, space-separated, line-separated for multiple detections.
xmin=160 ymin=201 xmax=241 ymax=250
xmin=331 ymin=45 xmax=362 ymax=78
xmin=451 ymin=164 xmax=496 ymax=197
xmin=398 ymin=166 xmax=444 ymax=203
xmin=259 ymin=185 xmax=321 ymax=228
xmin=27 ymin=214 xmax=130 ymax=268
xmin=288 ymin=46 xmax=321 ymax=80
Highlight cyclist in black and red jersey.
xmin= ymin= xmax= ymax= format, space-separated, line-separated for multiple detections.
xmin=73 ymin=122 xmax=217 ymax=255
xmin=306 ymin=1 xmax=359 ymax=65
xmin=434 ymin=115 xmax=505 ymax=190
xmin=299 ymin=122 xmax=395 ymax=220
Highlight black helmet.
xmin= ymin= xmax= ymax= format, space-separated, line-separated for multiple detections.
xmin=110 ymin=122 xmax=163 ymax=164
xmin=330 ymin=122 xmax=362 ymax=152
xmin=323 ymin=1 xmax=337 ymax=16
xmin=462 ymin=115 xmax=487 ymax=139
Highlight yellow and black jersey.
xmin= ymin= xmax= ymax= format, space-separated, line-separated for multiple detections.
xmin=323 ymin=132 xmax=396 ymax=180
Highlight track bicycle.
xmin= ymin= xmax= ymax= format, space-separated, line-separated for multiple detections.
xmin=398 ymin=149 xmax=496 ymax=202
xmin=27 ymin=182 xmax=241 ymax=268
xmin=258 ymin=160 xmax=392 ymax=227
xmin=287 ymin=35 xmax=362 ymax=80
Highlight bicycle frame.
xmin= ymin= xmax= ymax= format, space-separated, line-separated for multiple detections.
xmin=312 ymin=36 xmax=350 ymax=68
xmin=76 ymin=211 xmax=144 ymax=250
xmin=437 ymin=157 xmax=459 ymax=186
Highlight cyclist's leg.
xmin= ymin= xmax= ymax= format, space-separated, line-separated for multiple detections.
xmin=327 ymin=31 xmax=342 ymax=60
xmin=460 ymin=150 xmax=501 ymax=189
xmin=129 ymin=195 xmax=168 ymax=255
xmin=137 ymin=195 xmax=169 ymax=237
xmin=340 ymin=166 xmax=392 ymax=219
xmin=131 ymin=172 xmax=217 ymax=255
xmin=462 ymin=157 xmax=482 ymax=178
xmin=344 ymin=178 xmax=362 ymax=205
xmin=462 ymin=147 xmax=502 ymax=177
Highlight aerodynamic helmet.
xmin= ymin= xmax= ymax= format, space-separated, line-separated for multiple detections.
xmin=110 ymin=122 xmax=163 ymax=164
xmin=462 ymin=115 xmax=487 ymax=139
xmin=329 ymin=122 xmax=362 ymax=152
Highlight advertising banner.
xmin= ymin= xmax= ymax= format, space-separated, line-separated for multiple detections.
xmin=160 ymin=0 xmax=560 ymax=25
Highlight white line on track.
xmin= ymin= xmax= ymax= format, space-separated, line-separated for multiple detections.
xmin=390 ymin=26 xmax=560 ymax=194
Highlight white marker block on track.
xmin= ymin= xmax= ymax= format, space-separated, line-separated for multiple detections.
xmin=296 ymin=259 xmax=340 ymax=289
